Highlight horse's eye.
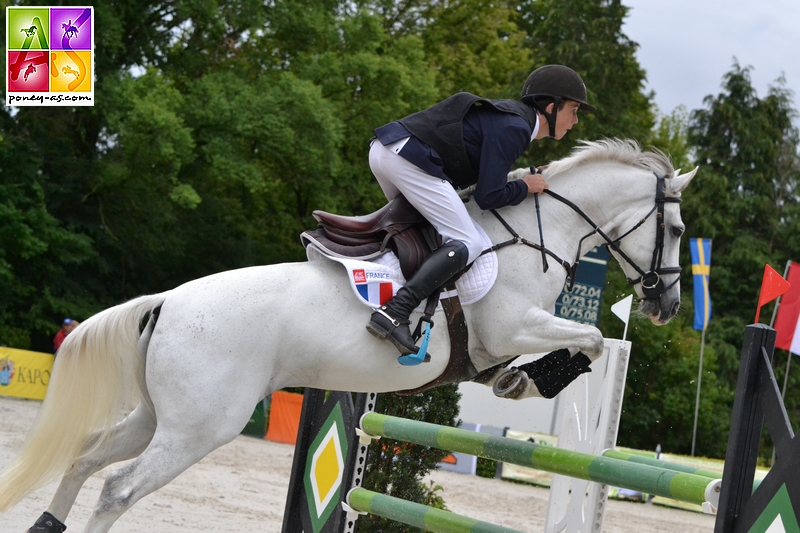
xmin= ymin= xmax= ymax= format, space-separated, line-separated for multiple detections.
xmin=672 ymin=227 xmax=684 ymax=237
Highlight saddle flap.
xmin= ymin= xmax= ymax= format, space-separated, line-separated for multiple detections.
xmin=300 ymin=228 xmax=384 ymax=261
xmin=389 ymin=223 xmax=441 ymax=279
xmin=312 ymin=195 xmax=426 ymax=236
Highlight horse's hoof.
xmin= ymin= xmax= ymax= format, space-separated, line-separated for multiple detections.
xmin=492 ymin=369 xmax=526 ymax=399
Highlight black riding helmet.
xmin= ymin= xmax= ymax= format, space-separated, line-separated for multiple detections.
xmin=521 ymin=65 xmax=595 ymax=139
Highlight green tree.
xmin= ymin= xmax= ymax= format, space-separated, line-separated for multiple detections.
xmin=0 ymin=126 xmax=94 ymax=349
xmin=2 ymin=0 xmax=663 ymax=350
xmin=601 ymin=282 xmax=733 ymax=456
xmin=0 ymin=0 xmax=266 ymax=349
xmin=651 ymin=106 xmax=693 ymax=171
xmin=289 ymin=10 xmax=440 ymax=214
xmin=420 ymin=0 xmax=531 ymax=100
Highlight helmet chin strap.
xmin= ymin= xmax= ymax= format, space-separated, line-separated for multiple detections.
xmin=544 ymin=109 xmax=558 ymax=139
xmin=531 ymin=95 xmax=561 ymax=139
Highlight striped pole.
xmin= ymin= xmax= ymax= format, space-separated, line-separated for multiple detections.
xmin=361 ymin=413 xmax=720 ymax=507
xmin=347 ymin=488 xmax=523 ymax=533
xmin=601 ymin=449 xmax=722 ymax=480
xmin=600 ymin=449 xmax=769 ymax=496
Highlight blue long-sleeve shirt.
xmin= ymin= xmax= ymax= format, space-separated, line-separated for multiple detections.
xmin=374 ymin=105 xmax=536 ymax=210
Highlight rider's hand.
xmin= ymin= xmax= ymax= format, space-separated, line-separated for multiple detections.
xmin=523 ymin=172 xmax=549 ymax=194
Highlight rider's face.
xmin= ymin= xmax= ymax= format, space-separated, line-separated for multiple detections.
xmin=549 ymin=101 xmax=581 ymax=140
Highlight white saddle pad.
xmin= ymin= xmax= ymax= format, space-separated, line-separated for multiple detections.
xmin=305 ymin=221 xmax=498 ymax=309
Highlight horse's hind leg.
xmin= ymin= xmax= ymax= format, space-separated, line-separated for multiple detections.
xmin=81 ymin=424 xmax=243 ymax=533
xmin=37 ymin=403 xmax=157 ymax=529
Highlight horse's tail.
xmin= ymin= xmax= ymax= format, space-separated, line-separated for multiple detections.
xmin=0 ymin=292 xmax=168 ymax=511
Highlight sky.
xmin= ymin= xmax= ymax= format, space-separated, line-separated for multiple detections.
xmin=622 ymin=0 xmax=800 ymax=119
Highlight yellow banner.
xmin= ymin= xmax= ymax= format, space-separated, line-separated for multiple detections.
xmin=0 ymin=347 xmax=54 ymax=400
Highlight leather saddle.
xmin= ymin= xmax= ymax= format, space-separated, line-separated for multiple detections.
xmin=302 ymin=195 xmax=440 ymax=279
xmin=300 ymin=195 xmax=479 ymax=393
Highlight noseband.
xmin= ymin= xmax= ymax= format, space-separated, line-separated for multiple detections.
xmin=486 ymin=174 xmax=681 ymax=299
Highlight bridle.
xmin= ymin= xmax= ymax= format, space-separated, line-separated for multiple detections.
xmin=485 ymin=173 xmax=682 ymax=299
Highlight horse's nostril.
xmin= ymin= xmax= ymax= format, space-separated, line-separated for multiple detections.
xmin=671 ymin=301 xmax=680 ymax=315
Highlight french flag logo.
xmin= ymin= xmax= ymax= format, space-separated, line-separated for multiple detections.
xmin=353 ymin=269 xmax=393 ymax=305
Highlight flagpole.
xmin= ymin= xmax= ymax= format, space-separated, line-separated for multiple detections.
xmin=690 ymin=238 xmax=712 ymax=458
xmin=691 ymin=326 xmax=706 ymax=457
xmin=769 ymin=260 xmax=791 ymax=326
xmin=770 ymin=260 xmax=792 ymax=466
xmin=622 ymin=314 xmax=629 ymax=341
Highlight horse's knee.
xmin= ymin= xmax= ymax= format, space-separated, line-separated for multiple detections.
xmin=587 ymin=329 xmax=604 ymax=360
xmin=95 ymin=467 xmax=137 ymax=516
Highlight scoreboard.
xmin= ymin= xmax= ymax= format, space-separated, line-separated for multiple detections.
xmin=554 ymin=246 xmax=610 ymax=326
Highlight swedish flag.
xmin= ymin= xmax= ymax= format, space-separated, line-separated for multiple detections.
xmin=690 ymin=238 xmax=712 ymax=331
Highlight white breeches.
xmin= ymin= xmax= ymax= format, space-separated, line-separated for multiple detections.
xmin=369 ymin=139 xmax=485 ymax=264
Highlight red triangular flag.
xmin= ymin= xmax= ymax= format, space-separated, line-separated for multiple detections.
xmin=756 ymin=264 xmax=791 ymax=323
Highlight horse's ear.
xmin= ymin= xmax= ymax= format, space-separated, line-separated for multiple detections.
xmin=671 ymin=166 xmax=698 ymax=193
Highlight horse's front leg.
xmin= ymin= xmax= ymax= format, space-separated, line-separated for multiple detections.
xmin=478 ymin=307 xmax=605 ymax=400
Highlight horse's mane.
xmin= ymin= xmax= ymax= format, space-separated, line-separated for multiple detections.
xmin=545 ymin=138 xmax=676 ymax=192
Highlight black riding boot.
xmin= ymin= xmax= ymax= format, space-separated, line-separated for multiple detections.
xmin=367 ymin=241 xmax=469 ymax=359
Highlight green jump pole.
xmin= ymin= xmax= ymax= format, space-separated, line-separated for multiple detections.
xmin=361 ymin=413 xmax=719 ymax=506
xmin=348 ymin=488 xmax=523 ymax=533
xmin=601 ymin=449 xmax=765 ymax=495
xmin=601 ymin=449 xmax=723 ymax=481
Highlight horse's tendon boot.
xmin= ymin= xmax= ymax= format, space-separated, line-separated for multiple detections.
xmin=28 ymin=511 xmax=67 ymax=533
xmin=532 ymin=353 xmax=592 ymax=399
xmin=516 ymin=348 xmax=571 ymax=379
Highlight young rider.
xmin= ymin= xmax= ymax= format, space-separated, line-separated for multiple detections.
xmin=367 ymin=64 xmax=595 ymax=362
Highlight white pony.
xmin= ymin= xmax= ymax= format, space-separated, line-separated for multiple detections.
xmin=0 ymin=139 xmax=695 ymax=533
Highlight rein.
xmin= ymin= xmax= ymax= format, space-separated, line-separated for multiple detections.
xmin=482 ymin=173 xmax=682 ymax=298
xmin=483 ymin=208 xmax=578 ymax=285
